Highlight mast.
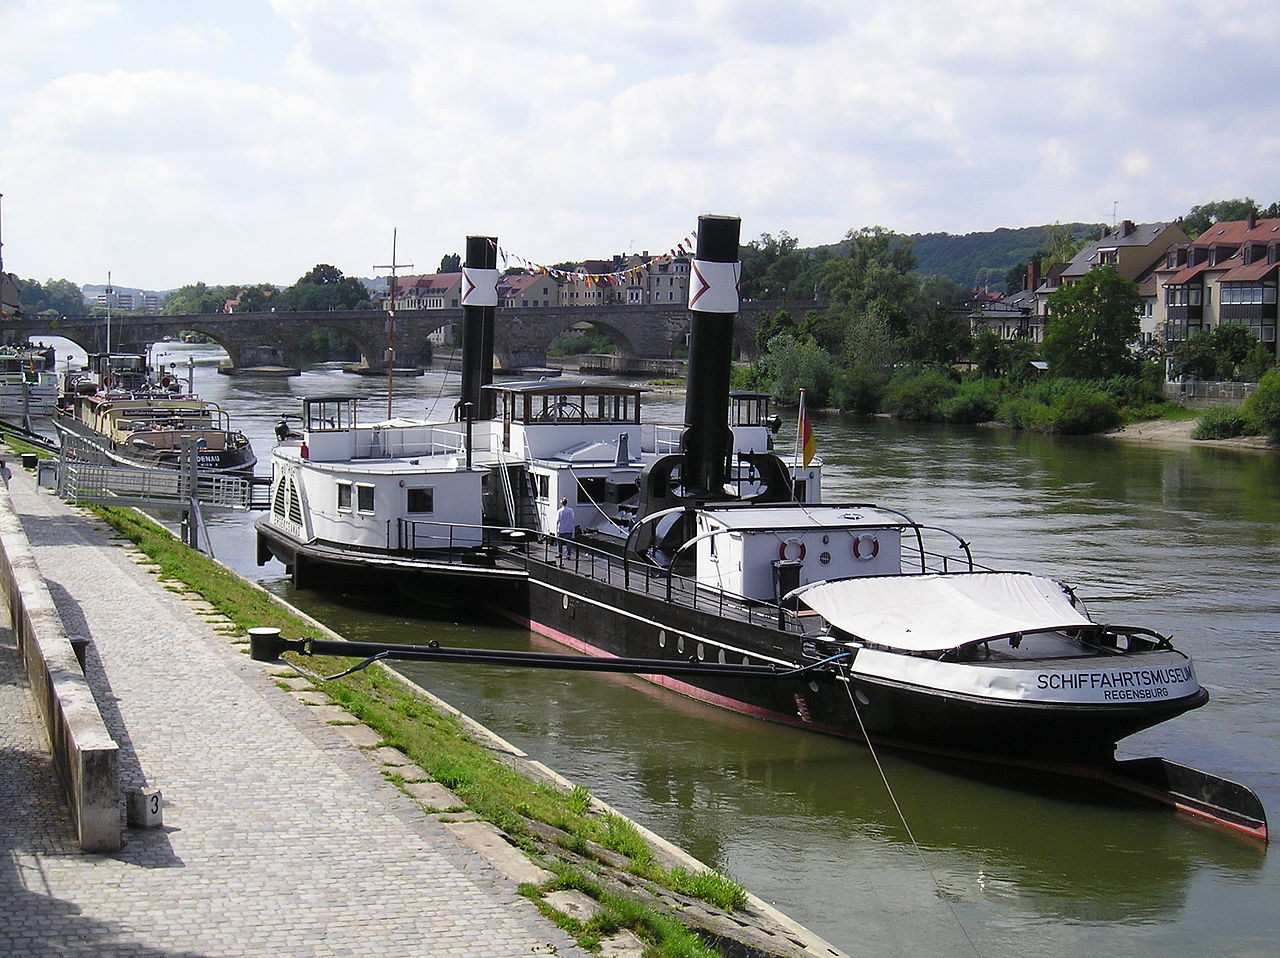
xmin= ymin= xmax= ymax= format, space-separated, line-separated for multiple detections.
xmin=680 ymin=214 xmax=741 ymax=500
xmin=374 ymin=229 xmax=413 ymax=420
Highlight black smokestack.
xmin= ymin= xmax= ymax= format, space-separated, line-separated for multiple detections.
xmin=681 ymin=214 xmax=741 ymax=499
xmin=458 ymin=234 xmax=497 ymax=420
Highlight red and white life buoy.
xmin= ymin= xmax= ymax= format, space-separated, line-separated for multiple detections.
xmin=778 ymin=538 xmax=807 ymax=561
xmin=853 ymin=533 xmax=880 ymax=560
xmin=101 ymin=374 xmax=116 ymax=388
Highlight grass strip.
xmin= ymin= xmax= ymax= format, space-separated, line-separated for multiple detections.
xmin=65 ymin=495 xmax=749 ymax=955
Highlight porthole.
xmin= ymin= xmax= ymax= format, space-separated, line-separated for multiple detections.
xmin=819 ymin=551 xmax=832 ymax=565
xmin=808 ymin=681 xmax=820 ymax=692
xmin=658 ymin=630 xmax=667 ymax=649
xmin=562 ymin=594 xmax=570 ymax=610
xmin=854 ymin=689 xmax=870 ymax=706
xmin=677 ymin=636 xmax=685 ymax=654
xmin=718 ymin=649 xmax=727 ymax=664
xmin=696 ymin=643 xmax=705 ymax=660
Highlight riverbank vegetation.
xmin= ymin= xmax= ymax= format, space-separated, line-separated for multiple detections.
xmin=49 ymin=494 xmax=744 ymax=958
xmin=735 ymin=225 xmax=1278 ymax=438
xmin=1188 ymin=369 xmax=1280 ymax=441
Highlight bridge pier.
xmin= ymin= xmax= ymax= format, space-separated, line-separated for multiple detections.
xmin=218 ymin=345 xmax=301 ymax=376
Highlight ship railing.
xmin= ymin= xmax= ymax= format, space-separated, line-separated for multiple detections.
xmin=59 ymin=458 xmax=253 ymax=510
xmin=353 ymin=424 xmax=468 ymax=460
xmin=394 ymin=517 xmax=488 ymax=555
xmin=528 ymin=533 xmax=799 ymax=632
xmin=906 ymin=524 xmax=983 ymax=574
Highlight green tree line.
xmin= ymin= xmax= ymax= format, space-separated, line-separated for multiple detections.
xmin=733 ymin=204 xmax=1280 ymax=439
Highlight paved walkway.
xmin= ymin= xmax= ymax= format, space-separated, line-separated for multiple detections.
xmin=0 ymin=463 xmax=587 ymax=957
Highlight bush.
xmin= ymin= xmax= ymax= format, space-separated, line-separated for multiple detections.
xmin=941 ymin=379 xmax=1002 ymax=424
xmin=885 ymin=367 xmax=959 ymax=422
xmin=1242 ymin=368 xmax=1280 ymax=441
xmin=831 ymin=365 xmax=886 ymax=414
xmin=1047 ymin=385 xmax=1121 ymax=434
xmin=1191 ymin=406 xmax=1255 ymax=440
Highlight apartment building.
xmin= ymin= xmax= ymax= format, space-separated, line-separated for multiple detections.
xmin=388 ymin=273 xmax=463 ymax=310
xmin=499 ymin=274 xmax=558 ymax=308
xmin=1156 ymin=214 xmax=1280 ymax=353
xmin=557 ymin=252 xmax=690 ymax=307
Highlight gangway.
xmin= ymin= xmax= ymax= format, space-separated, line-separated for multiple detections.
xmin=56 ymin=435 xmax=255 ymax=556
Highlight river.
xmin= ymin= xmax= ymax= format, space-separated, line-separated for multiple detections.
xmin=32 ymin=340 xmax=1280 ymax=958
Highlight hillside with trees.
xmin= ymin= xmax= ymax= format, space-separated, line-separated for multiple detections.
xmin=734 ymin=197 xmax=1280 ymax=438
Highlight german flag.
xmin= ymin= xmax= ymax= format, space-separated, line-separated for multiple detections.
xmin=799 ymin=389 xmax=816 ymax=466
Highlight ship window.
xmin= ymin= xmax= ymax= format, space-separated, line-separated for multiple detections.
xmin=406 ymin=487 xmax=434 ymax=513
xmin=337 ymin=482 xmax=352 ymax=512
xmin=535 ymin=474 xmax=549 ymax=500
xmin=356 ymin=484 xmax=375 ymax=513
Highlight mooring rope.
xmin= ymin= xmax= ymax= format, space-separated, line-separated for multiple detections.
xmin=840 ymin=675 xmax=984 ymax=958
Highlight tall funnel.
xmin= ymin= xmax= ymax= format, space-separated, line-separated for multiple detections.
xmin=681 ymin=215 xmax=741 ymax=499
xmin=458 ymin=235 xmax=498 ymax=420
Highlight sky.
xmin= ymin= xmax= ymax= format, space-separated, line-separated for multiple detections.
xmin=2 ymin=0 xmax=1278 ymax=292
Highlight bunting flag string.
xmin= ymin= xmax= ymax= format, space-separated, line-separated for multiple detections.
xmin=485 ymin=232 xmax=697 ymax=286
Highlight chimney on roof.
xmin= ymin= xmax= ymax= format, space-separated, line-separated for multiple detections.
xmin=1121 ymin=220 xmax=1135 ymax=237
xmin=1247 ymin=211 xmax=1256 ymax=231
xmin=1026 ymin=261 xmax=1040 ymax=292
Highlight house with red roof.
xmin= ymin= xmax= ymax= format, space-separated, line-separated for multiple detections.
xmin=1156 ymin=213 xmax=1280 ymax=355
xmin=499 ymin=273 xmax=558 ymax=308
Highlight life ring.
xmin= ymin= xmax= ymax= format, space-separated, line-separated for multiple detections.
xmin=853 ymin=533 xmax=879 ymax=560
xmin=779 ymin=538 xmax=807 ymax=561
xmin=102 ymin=374 xmax=116 ymax=388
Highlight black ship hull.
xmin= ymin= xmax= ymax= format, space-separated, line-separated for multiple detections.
xmin=509 ymin=557 xmax=1208 ymax=767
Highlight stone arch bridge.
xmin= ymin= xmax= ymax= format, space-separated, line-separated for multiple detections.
xmin=18 ymin=301 xmax=817 ymax=372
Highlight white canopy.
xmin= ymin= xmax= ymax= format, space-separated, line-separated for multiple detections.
xmin=795 ymin=571 xmax=1093 ymax=653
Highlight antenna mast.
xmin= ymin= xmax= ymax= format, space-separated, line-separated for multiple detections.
xmin=374 ymin=229 xmax=413 ymax=420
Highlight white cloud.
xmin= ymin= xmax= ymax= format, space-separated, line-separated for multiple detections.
xmin=3 ymin=0 xmax=1280 ymax=287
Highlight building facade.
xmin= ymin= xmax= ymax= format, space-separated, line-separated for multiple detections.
xmin=1156 ymin=215 xmax=1280 ymax=355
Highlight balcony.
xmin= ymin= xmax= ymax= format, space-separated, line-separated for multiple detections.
xmin=1166 ymin=304 xmax=1203 ymax=323
xmin=1220 ymin=303 xmax=1277 ymax=324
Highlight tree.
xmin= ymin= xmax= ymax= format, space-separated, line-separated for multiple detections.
xmin=1169 ymin=330 xmax=1217 ymax=380
xmin=754 ymin=308 xmax=797 ymax=352
xmin=1211 ymin=323 xmax=1256 ymax=381
xmin=1041 ymin=223 xmax=1090 ymax=267
xmin=1180 ymin=199 xmax=1262 ymax=238
xmin=759 ymin=332 xmax=836 ymax=407
xmin=1042 ymin=268 xmax=1141 ymax=379
xmin=14 ymin=277 xmax=88 ymax=316
xmin=276 ymin=265 xmax=371 ymax=311
xmin=1243 ymin=368 xmax=1280 ymax=440
xmin=901 ymin=309 xmax=972 ymax=368
xmin=817 ymin=226 xmax=922 ymax=346
xmin=972 ymin=328 xmax=1009 ymax=378
xmin=1170 ymin=324 xmax=1266 ymax=381
xmin=163 ymin=282 xmax=235 ymax=315
xmin=740 ymin=232 xmax=809 ymax=300
xmin=439 ymin=253 xmax=461 ymax=272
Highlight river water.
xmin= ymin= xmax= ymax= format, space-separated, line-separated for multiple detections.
xmin=35 ymin=341 xmax=1280 ymax=958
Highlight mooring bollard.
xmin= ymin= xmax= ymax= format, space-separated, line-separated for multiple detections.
xmin=248 ymin=627 xmax=284 ymax=662
xmin=127 ymin=787 xmax=164 ymax=828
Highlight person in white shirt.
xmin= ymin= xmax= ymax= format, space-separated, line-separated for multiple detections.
xmin=555 ymin=497 xmax=575 ymax=560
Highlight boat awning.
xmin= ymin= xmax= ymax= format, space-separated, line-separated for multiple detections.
xmin=794 ymin=572 xmax=1093 ymax=653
